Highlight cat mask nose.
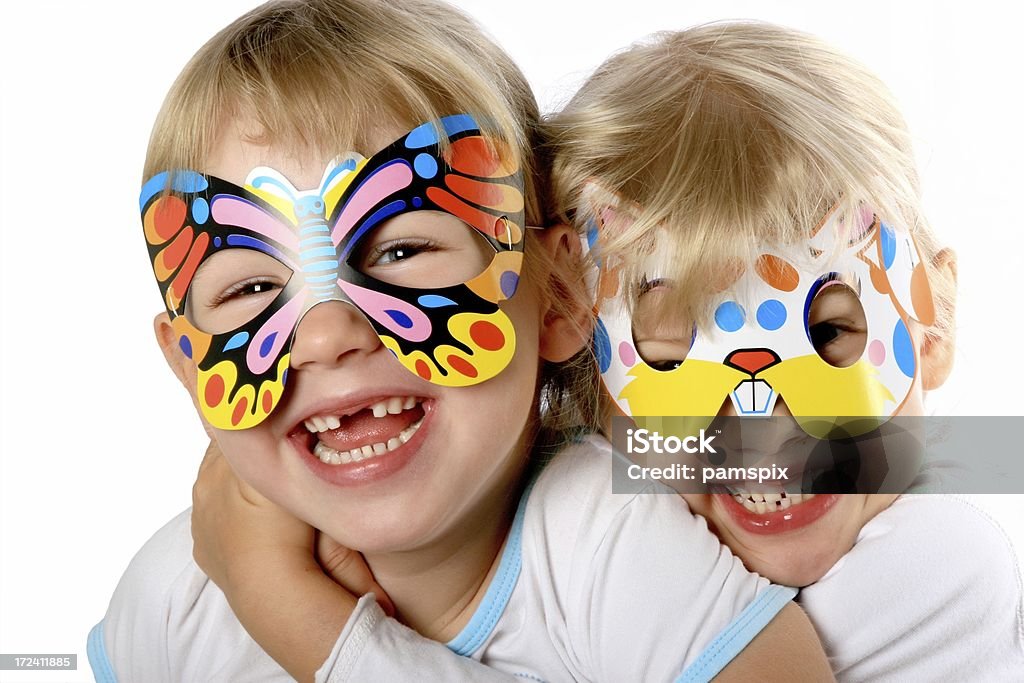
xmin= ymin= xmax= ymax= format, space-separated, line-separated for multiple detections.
xmin=725 ymin=349 xmax=781 ymax=375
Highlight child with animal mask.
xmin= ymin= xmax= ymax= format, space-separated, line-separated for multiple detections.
xmin=546 ymin=21 xmax=1024 ymax=681
xmin=89 ymin=4 xmax=833 ymax=682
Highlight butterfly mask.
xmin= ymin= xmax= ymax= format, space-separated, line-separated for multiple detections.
xmin=142 ymin=115 xmax=525 ymax=430
xmin=587 ymin=201 xmax=935 ymax=439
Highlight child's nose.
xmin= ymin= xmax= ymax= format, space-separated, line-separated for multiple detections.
xmin=289 ymin=300 xmax=380 ymax=370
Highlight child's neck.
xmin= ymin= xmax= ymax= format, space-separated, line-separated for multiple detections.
xmin=363 ymin=464 xmax=526 ymax=642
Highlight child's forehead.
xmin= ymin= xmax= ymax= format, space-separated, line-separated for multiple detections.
xmin=204 ymin=116 xmax=407 ymax=188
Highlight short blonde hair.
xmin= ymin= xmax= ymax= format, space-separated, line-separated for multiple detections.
xmin=145 ymin=0 xmax=546 ymax=225
xmin=547 ymin=21 xmax=953 ymax=336
xmin=144 ymin=0 xmax=598 ymax=433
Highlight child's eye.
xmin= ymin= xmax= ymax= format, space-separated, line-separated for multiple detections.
xmin=361 ymin=239 xmax=437 ymax=268
xmin=186 ymin=249 xmax=293 ymax=334
xmin=214 ymin=278 xmax=284 ymax=304
xmin=805 ymin=278 xmax=866 ymax=367
xmin=350 ymin=210 xmax=494 ymax=288
xmin=632 ymin=278 xmax=694 ymax=372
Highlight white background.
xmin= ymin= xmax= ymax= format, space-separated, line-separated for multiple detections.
xmin=1 ymin=1 xmax=1022 ymax=680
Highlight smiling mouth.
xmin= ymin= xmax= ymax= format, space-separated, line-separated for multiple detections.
xmin=302 ymin=396 xmax=426 ymax=465
xmin=721 ymin=485 xmax=817 ymax=514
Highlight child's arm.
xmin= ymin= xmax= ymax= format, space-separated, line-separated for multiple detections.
xmin=190 ymin=440 xmax=366 ymax=681
xmin=191 ymin=441 xmax=524 ymax=683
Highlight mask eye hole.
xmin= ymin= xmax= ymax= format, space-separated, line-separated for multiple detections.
xmin=186 ymin=249 xmax=295 ymax=334
xmin=804 ymin=275 xmax=867 ymax=368
xmin=632 ymin=278 xmax=694 ymax=372
xmin=347 ymin=210 xmax=497 ymax=289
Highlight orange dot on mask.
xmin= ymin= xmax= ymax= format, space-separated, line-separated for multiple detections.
xmin=204 ymin=374 xmax=225 ymax=407
xmin=415 ymin=359 xmax=432 ymax=380
xmin=231 ymin=397 xmax=249 ymax=427
xmin=755 ymin=255 xmax=799 ymax=292
xmin=447 ymin=355 xmax=479 ymax=378
xmin=262 ymin=389 xmax=274 ymax=414
xmin=470 ymin=320 xmax=505 ymax=351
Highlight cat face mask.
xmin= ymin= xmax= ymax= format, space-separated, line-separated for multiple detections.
xmin=587 ymin=201 xmax=935 ymax=438
xmin=142 ymin=114 xmax=525 ymax=430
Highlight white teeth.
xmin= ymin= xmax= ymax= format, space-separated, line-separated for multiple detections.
xmin=309 ymin=412 xmax=426 ymax=466
xmin=303 ymin=397 xmax=422 ymax=434
xmin=727 ymin=487 xmax=817 ymax=515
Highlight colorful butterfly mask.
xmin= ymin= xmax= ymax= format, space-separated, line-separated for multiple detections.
xmin=142 ymin=114 xmax=525 ymax=430
xmin=587 ymin=201 xmax=935 ymax=439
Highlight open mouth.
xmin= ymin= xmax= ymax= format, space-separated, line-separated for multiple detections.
xmin=300 ymin=396 xmax=426 ymax=466
xmin=721 ymin=485 xmax=816 ymax=514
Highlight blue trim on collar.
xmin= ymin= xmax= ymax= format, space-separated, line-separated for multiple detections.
xmin=87 ymin=621 xmax=118 ymax=683
xmin=446 ymin=476 xmax=537 ymax=656
xmin=676 ymin=584 xmax=798 ymax=683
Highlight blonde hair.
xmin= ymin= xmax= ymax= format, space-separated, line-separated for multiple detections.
xmin=547 ymin=21 xmax=954 ymax=337
xmin=145 ymin=0 xmax=545 ymax=224
xmin=144 ymin=0 xmax=598 ymax=433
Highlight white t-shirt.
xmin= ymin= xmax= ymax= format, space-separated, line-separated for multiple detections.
xmin=89 ymin=434 xmax=791 ymax=683
xmin=799 ymin=494 xmax=1024 ymax=681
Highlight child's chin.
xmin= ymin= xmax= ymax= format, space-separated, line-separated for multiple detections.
xmin=751 ymin=553 xmax=841 ymax=588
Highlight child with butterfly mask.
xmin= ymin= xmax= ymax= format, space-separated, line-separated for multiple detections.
xmin=90 ymin=3 xmax=833 ymax=682
xmin=547 ymin=22 xmax=1024 ymax=680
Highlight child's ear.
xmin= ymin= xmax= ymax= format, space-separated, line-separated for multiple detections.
xmin=154 ymin=312 xmax=198 ymax=393
xmin=921 ymin=248 xmax=957 ymax=391
xmin=534 ymin=224 xmax=594 ymax=363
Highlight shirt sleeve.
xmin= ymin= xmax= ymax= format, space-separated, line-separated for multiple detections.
xmin=799 ymin=494 xmax=1024 ymax=680
xmin=98 ymin=510 xmax=523 ymax=683
xmin=316 ymin=595 xmax=522 ymax=683
xmin=525 ymin=437 xmax=793 ymax=683
xmin=93 ymin=508 xmax=287 ymax=682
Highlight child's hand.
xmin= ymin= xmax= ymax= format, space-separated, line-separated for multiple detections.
xmin=191 ymin=440 xmax=316 ymax=591
xmin=190 ymin=440 xmax=390 ymax=682
xmin=316 ymin=531 xmax=396 ymax=616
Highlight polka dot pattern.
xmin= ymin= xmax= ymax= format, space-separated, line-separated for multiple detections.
xmin=892 ymin=319 xmax=915 ymax=377
xmin=618 ymin=341 xmax=636 ymax=367
xmin=469 ymin=320 xmax=505 ymax=351
xmin=756 ymin=299 xmax=787 ymax=331
xmin=755 ymin=255 xmax=799 ymax=292
xmin=594 ymin=318 xmax=612 ymax=372
xmin=714 ymin=301 xmax=745 ymax=332
xmin=447 ymin=355 xmax=478 ymax=378
xmin=205 ymin=374 xmax=224 ymax=407
xmin=868 ymin=339 xmax=886 ymax=366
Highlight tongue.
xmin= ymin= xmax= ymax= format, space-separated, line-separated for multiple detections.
xmin=316 ymin=405 xmax=424 ymax=452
